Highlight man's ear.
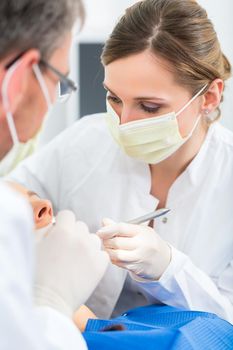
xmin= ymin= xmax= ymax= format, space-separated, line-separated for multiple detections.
xmin=201 ymin=79 xmax=224 ymax=113
xmin=1 ymin=49 xmax=40 ymax=115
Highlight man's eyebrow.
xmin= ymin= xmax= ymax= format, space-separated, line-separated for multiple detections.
xmin=63 ymin=70 xmax=70 ymax=78
xmin=27 ymin=190 xmax=40 ymax=198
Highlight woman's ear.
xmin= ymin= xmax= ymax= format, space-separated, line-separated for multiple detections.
xmin=201 ymin=79 xmax=224 ymax=114
xmin=1 ymin=49 xmax=40 ymax=115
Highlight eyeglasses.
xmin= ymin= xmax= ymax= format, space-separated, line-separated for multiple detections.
xmin=5 ymin=53 xmax=78 ymax=103
xmin=40 ymin=59 xmax=78 ymax=103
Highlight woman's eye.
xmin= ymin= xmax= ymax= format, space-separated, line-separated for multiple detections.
xmin=107 ymin=95 xmax=122 ymax=104
xmin=140 ymin=102 xmax=160 ymax=114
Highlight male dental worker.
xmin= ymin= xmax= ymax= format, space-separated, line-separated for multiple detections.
xmin=0 ymin=1 xmax=109 ymax=349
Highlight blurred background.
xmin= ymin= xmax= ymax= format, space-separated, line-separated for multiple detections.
xmin=39 ymin=0 xmax=233 ymax=145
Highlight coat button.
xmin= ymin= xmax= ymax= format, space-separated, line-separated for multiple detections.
xmin=162 ymin=217 xmax=168 ymax=224
xmin=122 ymin=313 xmax=128 ymax=317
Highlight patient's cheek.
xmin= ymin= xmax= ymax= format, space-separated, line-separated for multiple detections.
xmin=34 ymin=224 xmax=52 ymax=243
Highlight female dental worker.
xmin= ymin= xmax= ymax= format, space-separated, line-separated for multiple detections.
xmin=9 ymin=0 xmax=233 ymax=323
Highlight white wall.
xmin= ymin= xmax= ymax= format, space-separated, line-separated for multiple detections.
xmin=40 ymin=1 xmax=139 ymax=145
xmin=78 ymin=0 xmax=139 ymax=42
xmin=40 ymin=0 xmax=233 ymax=145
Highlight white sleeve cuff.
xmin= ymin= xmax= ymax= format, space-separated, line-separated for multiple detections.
xmin=131 ymin=245 xmax=192 ymax=308
xmin=130 ymin=245 xmax=188 ymax=285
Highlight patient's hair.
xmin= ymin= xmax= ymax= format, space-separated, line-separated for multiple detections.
xmin=101 ymin=324 xmax=125 ymax=332
xmin=0 ymin=0 xmax=85 ymax=61
xmin=101 ymin=0 xmax=232 ymax=120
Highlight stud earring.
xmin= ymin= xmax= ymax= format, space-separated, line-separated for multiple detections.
xmin=203 ymin=109 xmax=210 ymax=115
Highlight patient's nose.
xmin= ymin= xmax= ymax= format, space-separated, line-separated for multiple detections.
xmin=33 ymin=199 xmax=53 ymax=229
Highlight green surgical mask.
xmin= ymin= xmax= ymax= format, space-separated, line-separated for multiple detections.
xmin=0 ymin=134 xmax=39 ymax=177
xmin=0 ymin=60 xmax=52 ymax=176
xmin=105 ymin=85 xmax=207 ymax=164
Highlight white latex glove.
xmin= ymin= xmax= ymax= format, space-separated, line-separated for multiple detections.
xmin=97 ymin=218 xmax=171 ymax=281
xmin=35 ymin=210 xmax=109 ymax=318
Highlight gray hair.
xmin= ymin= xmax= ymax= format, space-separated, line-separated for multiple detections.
xmin=0 ymin=0 xmax=84 ymax=61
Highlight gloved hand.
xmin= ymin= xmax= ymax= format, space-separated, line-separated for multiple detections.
xmin=97 ymin=219 xmax=171 ymax=281
xmin=35 ymin=210 xmax=109 ymax=318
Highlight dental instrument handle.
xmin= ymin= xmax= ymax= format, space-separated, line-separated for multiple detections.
xmin=127 ymin=208 xmax=171 ymax=225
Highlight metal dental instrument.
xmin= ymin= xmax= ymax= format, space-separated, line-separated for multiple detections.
xmin=52 ymin=209 xmax=170 ymax=227
xmin=127 ymin=208 xmax=171 ymax=225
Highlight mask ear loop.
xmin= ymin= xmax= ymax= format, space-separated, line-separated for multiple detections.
xmin=175 ymin=84 xmax=208 ymax=139
xmin=176 ymin=84 xmax=208 ymax=117
xmin=32 ymin=64 xmax=52 ymax=109
xmin=1 ymin=60 xmax=23 ymax=145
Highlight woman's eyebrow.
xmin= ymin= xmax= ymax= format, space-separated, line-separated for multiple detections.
xmin=103 ymin=83 xmax=166 ymax=102
xmin=103 ymin=83 xmax=116 ymax=96
xmin=27 ymin=190 xmax=40 ymax=198
xmin=134 ymin=96 xmax=166 ymax=101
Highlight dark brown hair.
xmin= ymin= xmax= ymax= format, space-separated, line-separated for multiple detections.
xmin=101 ymin=324 xmax=125 ymax=332
xmin=101 ymin=0 xmax=231 ymax=119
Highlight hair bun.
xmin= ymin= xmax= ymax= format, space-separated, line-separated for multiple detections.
xmin=222 ymin=53 xmax=232 ymax=79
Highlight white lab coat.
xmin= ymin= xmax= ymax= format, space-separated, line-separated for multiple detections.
xmin=0 ymin=182 xmax=87 ymax=350
xmin=8 ymin=113 xmax=233 ymax=323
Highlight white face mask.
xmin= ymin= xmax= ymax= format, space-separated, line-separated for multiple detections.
xmin=0 ymin=60 xmax=52 ymax=176
xmin=105 ymin=85 xmax=207 ymax=164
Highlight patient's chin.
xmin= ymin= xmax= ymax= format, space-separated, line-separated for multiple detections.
xmin=34 ymin=223 xmax=53 ymax=243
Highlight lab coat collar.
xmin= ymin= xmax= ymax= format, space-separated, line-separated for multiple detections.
xmin=125 ymin=122 xmax=217 ymax=212
xmin=125 ymin=156 xmax=158 ymax=219
xmin=186 ymin=122 xmax=217 ymax=186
